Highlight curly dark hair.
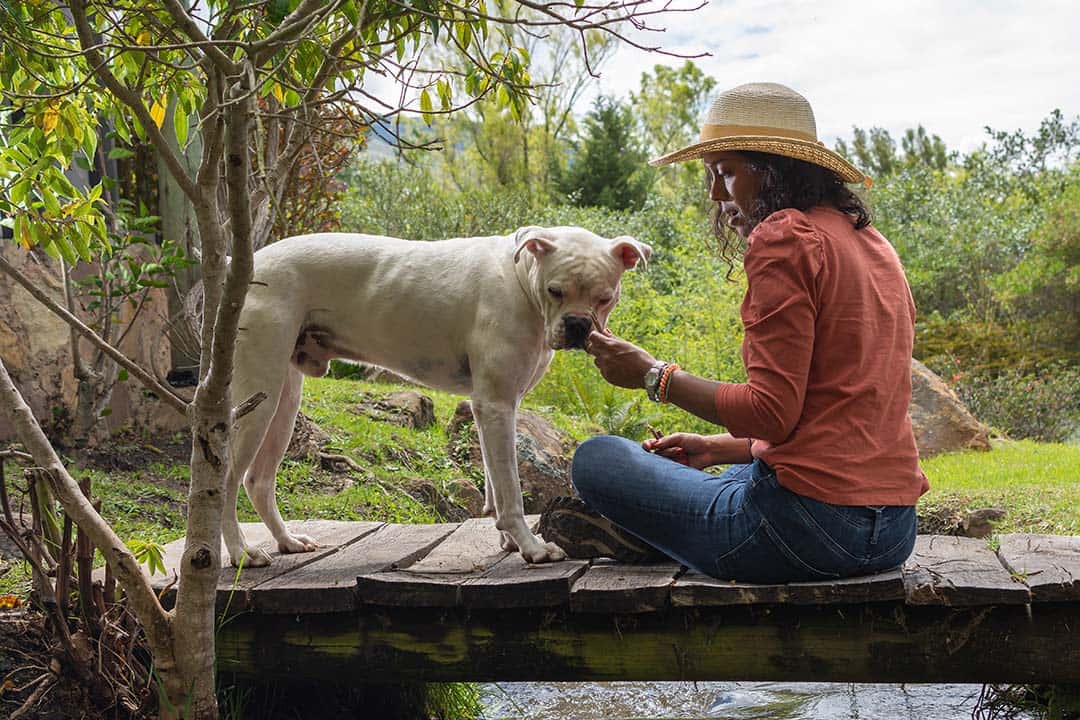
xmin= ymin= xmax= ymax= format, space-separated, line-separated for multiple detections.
xmin=710 ymin=151 xmax=872 ymax=270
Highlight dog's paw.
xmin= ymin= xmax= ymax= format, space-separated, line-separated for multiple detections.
xmin=278 ymin=533 xmax=320 ymax=554
xmin=499 ymin=530 xmax=519 ymax=553
xmin=519 ymin=537 xmax=567 ymax=564
xmin=230 ymin=545 xmax=273 ymax=568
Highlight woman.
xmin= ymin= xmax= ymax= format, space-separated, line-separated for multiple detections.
xmin=538 ymin=82 xmax=927 ymax=583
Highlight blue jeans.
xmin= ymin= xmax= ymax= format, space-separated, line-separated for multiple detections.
xmin=571 ymin=435 xmax=917 ymax=583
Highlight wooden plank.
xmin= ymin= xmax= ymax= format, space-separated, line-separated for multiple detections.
xmin=670 ymin=568 xmax=905 ymax=606
xmin=569 ymin=561 xmax=682 ymax=613
xmin=149 ymin=520 xmax=381 ymax=610
xmin=461 ymin=554 xmax=590 ymax=609
xmin=251 ymin=523 xmax=458 ymax=613
xmin=357 ymin=517 xmax=509 ymax=606
xmin=356 ymin=516 xmax=539 ymax=607
xmin=996 ymin=534 xmax=1080 ymax=602
xmin=903 ymin=535 xmax=1031 ymax=605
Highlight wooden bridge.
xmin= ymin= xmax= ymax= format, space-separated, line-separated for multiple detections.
xmin=150 ymin=519 xmax=1080 ymax=686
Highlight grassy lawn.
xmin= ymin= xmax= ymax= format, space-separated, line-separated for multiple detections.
xmin=1 ymin=380 xmax=1076 ymax=597
xmin=919 ymin=439 xmax=1079 ymax=535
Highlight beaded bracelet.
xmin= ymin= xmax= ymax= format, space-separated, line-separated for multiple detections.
xmin=657 ymin=363 xmax=680 ymax=403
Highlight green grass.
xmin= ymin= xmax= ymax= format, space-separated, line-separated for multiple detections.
xmin=919 ymin=439 xmax=1080 ymax=535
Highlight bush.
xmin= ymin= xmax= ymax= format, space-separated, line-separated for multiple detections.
xmin=954 ymin=364 xmax=1080 ymax=443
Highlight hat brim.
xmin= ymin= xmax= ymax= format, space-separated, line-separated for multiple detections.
xmin=650 ymin=135 xmax=869 ymax=186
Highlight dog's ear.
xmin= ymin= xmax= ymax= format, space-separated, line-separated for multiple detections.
xmin=611 ymin=236 xmax=652 ymax=272
xmin=513 ymin=227 xmax=558 ymax=263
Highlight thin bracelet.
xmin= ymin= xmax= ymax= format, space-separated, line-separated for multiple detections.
xmin=657 ymin=363 xmax=680 ymax=403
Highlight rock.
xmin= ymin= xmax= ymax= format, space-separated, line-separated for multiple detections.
xmin=910 ymin=359 xmax=992 ymax=458
xmin=352 ymin=390 xmax=436 ymax=430
xmin=0 ymin=245 xmax=187 ymax=443
xmin=447 ymin=400 xmax=576 ymax=514
xmin=286 ymin=412 xmax=332 ymax=461
xmin=917 ymin=504 xmax=1007 ymax=538
xmin=446 ymin=478 xmax=486 ymax=518
xmin=403 ymin=478 xmax=472 ymax=522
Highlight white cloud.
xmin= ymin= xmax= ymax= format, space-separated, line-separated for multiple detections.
xmin=585 ymin=0 xmax=1080 ymax=153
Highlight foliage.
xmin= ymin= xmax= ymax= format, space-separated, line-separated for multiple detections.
xmin=559 ymin=95 xmax=655 ymax=211
xmin=954 ymin=364 xmax=1080 ymax=443
xmin=338 ymin=159 xmax=534 ymax=240
xmin=835 ymin=124 xmax=950 ymax=178
xmin=851 ymin=114 xmax=1080 ymax=380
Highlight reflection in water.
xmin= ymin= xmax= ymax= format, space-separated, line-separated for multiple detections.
xmin=479 ymin=682 xmax=1019 ymax=720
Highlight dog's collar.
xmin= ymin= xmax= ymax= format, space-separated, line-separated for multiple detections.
xmin=514 ymin=251 xmax=544 ymax=317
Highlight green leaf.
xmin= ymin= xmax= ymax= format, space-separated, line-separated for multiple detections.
xmin=41 ymin=186 xmax=61 ymax=216
xmin=71 ymin=227 xmax=92 ymax=262
xmin=419 ymin=88 xmax=434 ymax=125
xmin=341 ymin=0 xmax=358 ymax=26
xmin=52 ymin=233 xmax=78 ymax=265
xmin=10 ymin=178 xmax=30 ymax=205
xmin=107 ymin=147 xmax=136 ymax=160
xmin=174 ymin=105 xmax=189 ymax=147
xmin=99 ymin=406 xmax=113 ymax=417
xmin=118 ymin=368 xmax=129 ymax=382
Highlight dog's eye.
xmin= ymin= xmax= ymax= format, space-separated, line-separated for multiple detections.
xmin=547 ymin=286 xmax=564 ymax=300
xmin=599 ymin=296 xmax=614 ymax=306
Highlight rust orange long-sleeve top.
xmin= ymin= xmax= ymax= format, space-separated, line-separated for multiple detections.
xmin=714 ymin=206 xmax=929 ymax=506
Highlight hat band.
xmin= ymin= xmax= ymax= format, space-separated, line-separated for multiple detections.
xmin=698 ymin=123 xmax=822 ymax=146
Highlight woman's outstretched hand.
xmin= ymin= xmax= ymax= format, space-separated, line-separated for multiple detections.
xmin=585 ymin=329 xmax=656 ymax=390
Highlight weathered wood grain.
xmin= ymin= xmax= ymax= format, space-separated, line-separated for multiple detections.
xmin=996 ymin=533 xmax=1080 ymax=602
xmin=569 ymin=561 xmax=682 ymax=613
xmin=251 ymin=522 xmax=458 ymax=613
xmin=356 ymin=517 xmax=535 ymax=606
xmin=150 ymin=520 xmax=382 ymax=610
xmin=461 ymin=554 xmax=591 ymax=609
xmin=903 ymin=535 xmax=1031 ymax=605
xmin=670 ymin=568 xmax=905 ymax=606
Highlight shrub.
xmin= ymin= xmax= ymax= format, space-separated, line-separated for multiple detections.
xmin=954 ymin=364 xmax=1080 ymax=443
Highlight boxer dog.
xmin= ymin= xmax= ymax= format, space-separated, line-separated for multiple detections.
xmin=224 ymin=226 xmax=651 ymax=567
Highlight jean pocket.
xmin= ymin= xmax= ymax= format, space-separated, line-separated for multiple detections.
xmin=713 ymin=518 xmax=842 ymax=584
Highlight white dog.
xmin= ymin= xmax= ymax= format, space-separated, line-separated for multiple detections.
xmin=224 ymin=225 xmax=651 ymax=567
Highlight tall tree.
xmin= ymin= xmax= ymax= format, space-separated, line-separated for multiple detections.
xmin=0 ymin=0 xmax=700 ymax=716
xmin=560 ymin=94 xmax=655 ymax=211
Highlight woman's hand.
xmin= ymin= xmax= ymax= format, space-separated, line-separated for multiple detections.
xmin=585 ymin=329 xmax=656 ymax=390
xmin=642 ymin=432 xmax=753 ymax=469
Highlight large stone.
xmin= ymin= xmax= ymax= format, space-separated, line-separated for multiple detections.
xmin=352 ymin=390 xmax=436 ymax=430
xmin=286 ymin=412 xmax=332 ymax=461
xmin=0 ymin=245 xmax=187 ymax=443
xmin=909 ymin=359 xmax=992 ymax=458
xmin=447 ymin=400 xmax=576 ymax=513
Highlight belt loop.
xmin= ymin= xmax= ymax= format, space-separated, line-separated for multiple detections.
xmin=869 ymin=507 xmax=883 ymax=546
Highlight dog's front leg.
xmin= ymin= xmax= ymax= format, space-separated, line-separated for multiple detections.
xmin=471 ymin=396 xmax=566 ymax=564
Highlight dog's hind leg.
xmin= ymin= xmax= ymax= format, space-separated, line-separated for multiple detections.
xmin=242 ymin=366 xmax=319 ymax=555
xmin=224 ymin=313 xmax=300 ymax=567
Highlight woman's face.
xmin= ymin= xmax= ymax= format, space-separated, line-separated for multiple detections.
xmin=703 ymin=151 xmax=763 ymax=238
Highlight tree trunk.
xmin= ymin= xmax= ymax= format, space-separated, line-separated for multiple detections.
xmin=158 ymin=99 xmax=203 ymax=380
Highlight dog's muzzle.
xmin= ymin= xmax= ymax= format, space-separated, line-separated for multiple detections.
xmin=562 ymin=314 xmax=593 ymax=349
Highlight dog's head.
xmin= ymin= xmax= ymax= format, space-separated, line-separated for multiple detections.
xmin=513 ymin=225 xmax=652 ymax=350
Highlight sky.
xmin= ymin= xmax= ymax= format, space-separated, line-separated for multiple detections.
xmin=581 ymin=0 xmax=1080 ymax=153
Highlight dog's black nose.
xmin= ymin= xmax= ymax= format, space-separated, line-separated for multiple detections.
xmin=564 ymin=315 xmax=593 ymax=348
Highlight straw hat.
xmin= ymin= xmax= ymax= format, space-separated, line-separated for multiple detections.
xmin=650 ymin=82 xmax=869 ymax=186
